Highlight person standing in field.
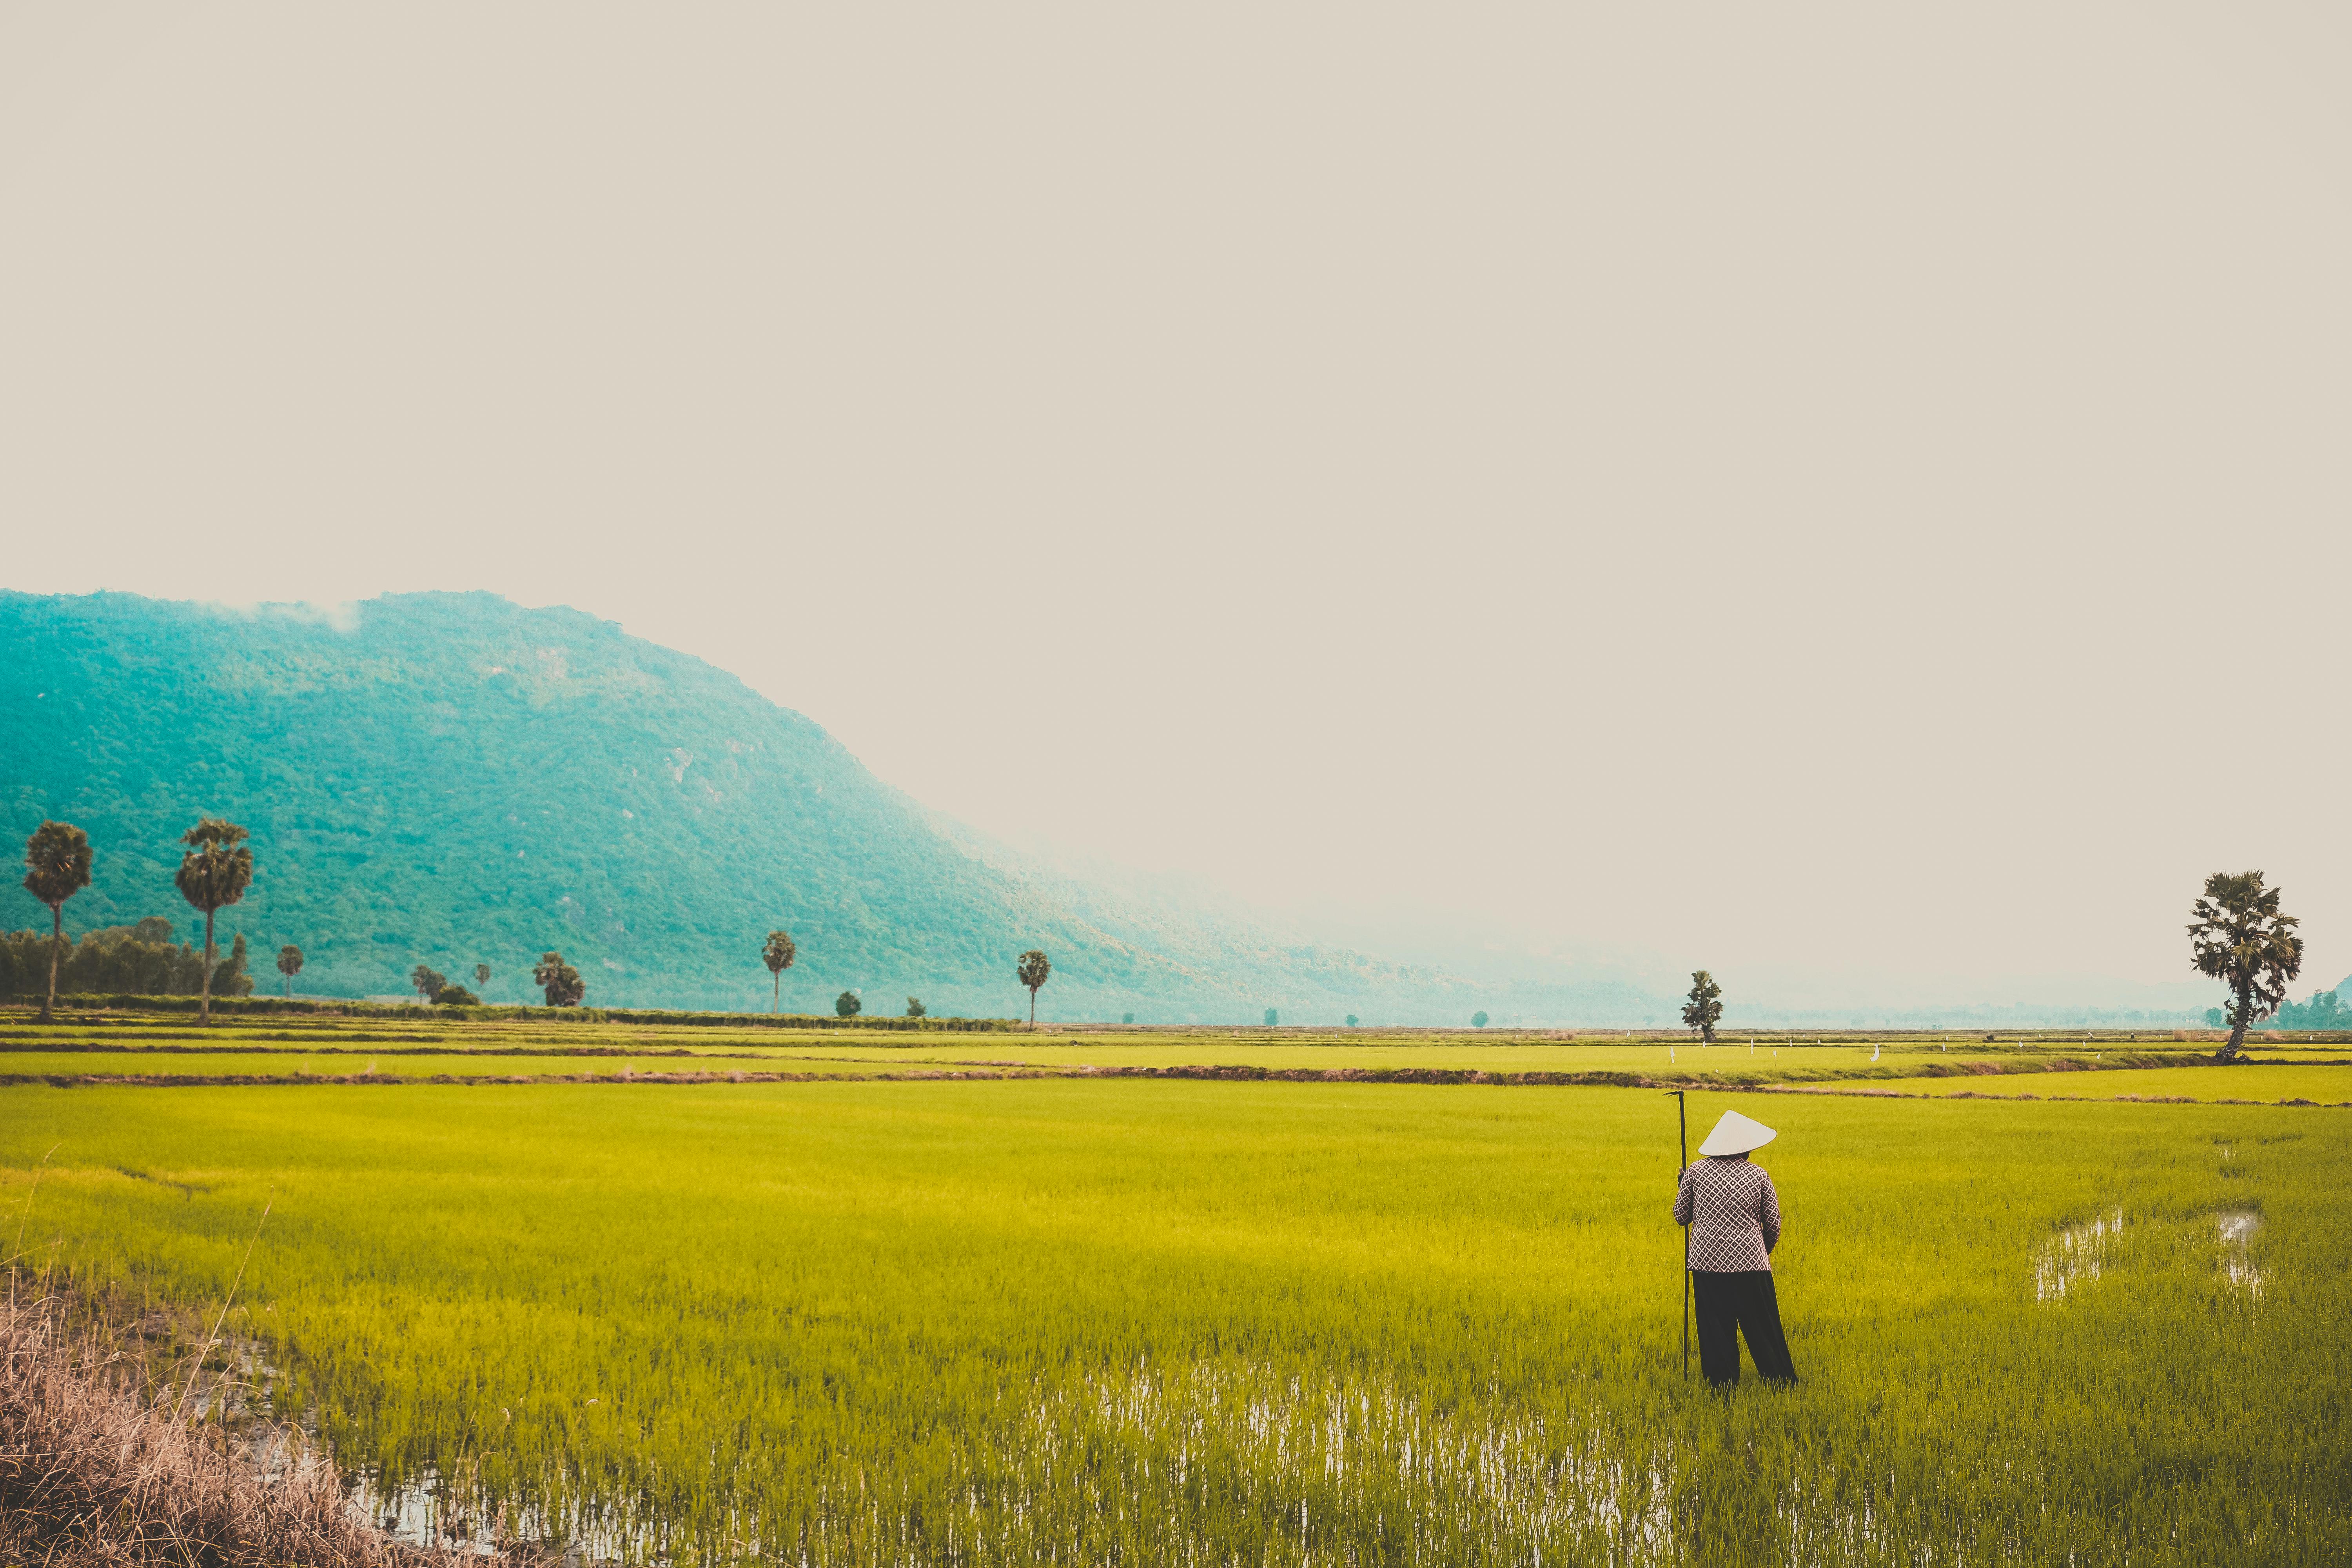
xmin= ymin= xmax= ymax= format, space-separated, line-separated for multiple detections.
xmin=1673 ymin=1109 xmax=1798 ymax=1387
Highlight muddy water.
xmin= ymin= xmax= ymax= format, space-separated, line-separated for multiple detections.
xmin=2031 ymin=1207 xmax=2123 ymax=1301
xmin=2215 ymin=1209 xmax=2265 ymax=1294
xmin=2032 ymin=1206 xmax=2268 ymax=1302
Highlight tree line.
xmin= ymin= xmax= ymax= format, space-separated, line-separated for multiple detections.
xmin=33 ymin=815 xmax=2309 ymax=1041
xmin=18 ymin=817 xmax=257 ymax=1024
xmin=14 ymin=816 xmax=601 ymax=1023
xmin=0 ymin=919 xmax=250 ymax=1008
xmin=1667 ymin=870 xmax=2317 ymax=1061
xmin=17 ymin=818 xmax=1065 ymax=1025
xmin=759 ymin=927 xmax=1053 ymax=1025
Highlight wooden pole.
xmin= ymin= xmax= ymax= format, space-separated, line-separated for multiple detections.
xmin=1666 ymin=1090 xmax=1689 ymax=1376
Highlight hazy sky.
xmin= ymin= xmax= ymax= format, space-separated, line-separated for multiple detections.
xmin=5 ymin=4 xmax=2348 ymax=1002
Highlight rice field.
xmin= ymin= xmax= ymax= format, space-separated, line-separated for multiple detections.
xmin=7 ymin=1059 xmax=2348 ymax=1565
xmin=9 ymin=1008 xmax=2334 ymax=1090
xmin=5 ymin=1049 xmax=2345 ymax=1105
xmin=1893 ymin=1064 xmax=2352 ymax=1104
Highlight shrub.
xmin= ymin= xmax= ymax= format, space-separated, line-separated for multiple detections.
xmin=433 ymin=984 xmax=480 ymax=1006
xmin=533 ymin=952 xmax=585 ymax=1007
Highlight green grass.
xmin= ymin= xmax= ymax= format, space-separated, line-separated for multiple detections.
xmin=7 ymin=1077 xmax=2346 ymax=1566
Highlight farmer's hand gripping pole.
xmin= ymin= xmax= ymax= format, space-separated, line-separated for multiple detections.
xmin=1665 ymin=1091 xmax=1688 ymax=1377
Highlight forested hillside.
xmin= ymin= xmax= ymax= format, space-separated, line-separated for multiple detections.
xmin=0 ymin=591 xmax=1521 ymax=1020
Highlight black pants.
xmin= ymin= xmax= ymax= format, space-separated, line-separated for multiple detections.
xmin=1691 ymin=1269 xmax=1797 ymax=1387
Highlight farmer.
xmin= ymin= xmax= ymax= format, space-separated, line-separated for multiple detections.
xmin=1673 ymin=1109 xmax=1797 ymax=1387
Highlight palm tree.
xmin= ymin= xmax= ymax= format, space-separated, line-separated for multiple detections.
xmin=276 ymin=944 xmax=303 ymax=998
xmin=22 ymin=821 xmax=93 ymax=1024
xmin=2189 ymin=871 xmax=2302 ymax=1060
xmin=1681 ymin=971 xmax=1724 ymax=1043
xmin=1016 ymin=949 xmax=1051 ymax=1028
xmin=474 ymin=962 xmax=492 ymax=995
xmin=762 ymin=930 xmax=797 ymax=1013
xmin=174 ymin=817 xmax=253 ymax=1026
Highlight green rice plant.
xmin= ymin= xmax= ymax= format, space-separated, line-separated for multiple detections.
xmin=4 ymin=1080 xmax=2346 ymax=1564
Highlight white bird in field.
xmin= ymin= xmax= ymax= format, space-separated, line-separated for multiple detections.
xmin=1871 ymin=1043 xmax=1881 ymax=1062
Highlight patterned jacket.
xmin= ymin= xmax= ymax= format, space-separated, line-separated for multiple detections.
xmin=1673 ymin=1156 xmax=1782 ymax=1273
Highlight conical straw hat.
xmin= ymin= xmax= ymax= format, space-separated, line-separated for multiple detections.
xmin=1697 ymin=1109 xmax=1777 ymax=1158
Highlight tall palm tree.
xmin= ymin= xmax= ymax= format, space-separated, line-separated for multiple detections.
xmin=173 ymin=817 xmax=253 ymax=1026
xmin=22 ymin=821 xmax=93 ymax=1024
xmin=1016 ymin=949 xmax=1051 ymax=1029
xmin=2189 ymin=871 xmax=2302 ymax=1060
xmin=276 ymin=943 xmax=303 ymax=998
xmin=762 ymin=930 xmax=797 ymax=1013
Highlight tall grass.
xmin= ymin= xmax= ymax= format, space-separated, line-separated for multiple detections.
xmin=5 ymin=1081 xmax=2345 ymax=1564
xmin=0 ymin=1293 xmax=475 ymax=1567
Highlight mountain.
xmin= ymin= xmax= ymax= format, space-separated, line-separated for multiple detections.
xmin=0 ymin=592 xmax=2229 ymax=1028
xmin=0 ymin=590 xmax=1536 ymax=1021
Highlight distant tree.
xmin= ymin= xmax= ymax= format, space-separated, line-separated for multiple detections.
xmin=174 ymin=817 xmax=254 ymax=1026
xmin=2203 ymin=1007 xmax=2225 ymax=1029
xmin=1681 ymin=970 xmax=1724 ymax=1044
xmin=434 ymin=983 xmax=480 ymax=1006
xmin=2270 ymin=989 xmax=2347 ymax=1032
xmin=1264 ymin=1007 xmax=1280 ymax=1027
xmin=1016 ymin=949 xmax=1051 ymax=1028
xmin=906 ymin=996 xmax=927 ymax=1018
xmin=2189 ymin=871 xmax=2302 ymax=1060
xmin=22 ymin=821 xmax=93 ymax=1023
xmin=276 ymin=944 xmax=303 ymax=998
xmin=835 ymin=990 xmax=862 ymax=1019
xmin=1122 ymin=1012 xmax=1135 ymax=1025
xmin=1471 ymin=1011 xmax=1489 ymax=1029
xmin=534 ymin=951 xmax=585 ymax=1007
xmin=410 ymin=964 xmax=449 ymax=1002
xmin=1345 ymin=1014 xmax=1358 ymax=1027
xmin=474 ymin=962 xmax=492 ymax=993
xmin=762 ymin=930 xmax=798 ymax=1014
xmin=216 ymin=932 xmax=255 ymax=998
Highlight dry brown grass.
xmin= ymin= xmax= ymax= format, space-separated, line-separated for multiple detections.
xmin=0 ymin=1297 xmax=479 ymax=1568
